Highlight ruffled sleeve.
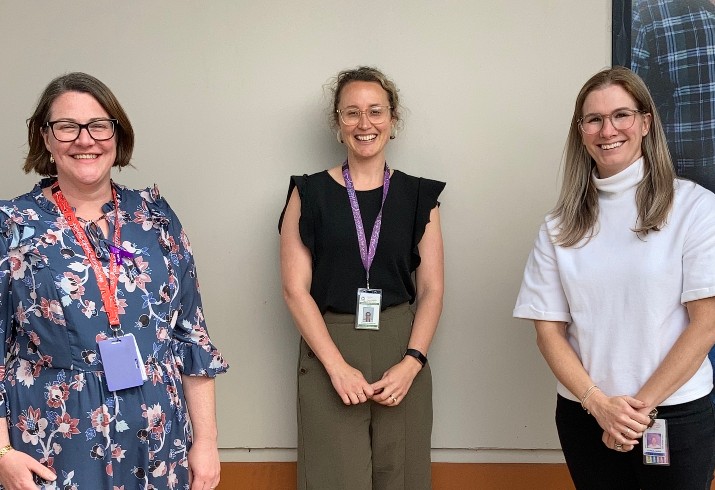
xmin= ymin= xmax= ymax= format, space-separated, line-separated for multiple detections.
xmin=0 ymin=209 xmax=14 ymax=417
xmin=411 ymin=177 xmax=445 ymax=270
xmin=278 ymin=175 xmax=315 ymax=259
xmin=139 ymin=186 xmax=229 ymax=377
xmin=0 ymin=205 xmax=41 ymax=417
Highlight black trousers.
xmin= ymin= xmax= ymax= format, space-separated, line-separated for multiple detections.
xmin=555 ymin=394 xmax=715 ymax=490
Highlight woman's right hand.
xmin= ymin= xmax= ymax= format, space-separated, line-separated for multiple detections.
xmin=584 ymin=390 xmax=652 ymax=450
xmin=0 ymin=449 xmax=56 ymax=489
xmin=326 ymin=361 xmax=374 ymax=405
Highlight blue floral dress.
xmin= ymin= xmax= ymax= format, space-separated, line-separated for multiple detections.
xmin=0 ymin=179 xmax=228 ymax=490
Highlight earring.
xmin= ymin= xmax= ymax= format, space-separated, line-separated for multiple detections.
xmin=336 ymin=130 xmax=344 ymax=144
xmin=49 ymin=154 xmax=55 ymax=164
xmin=390 ymin=126 xmax=397 ymax=140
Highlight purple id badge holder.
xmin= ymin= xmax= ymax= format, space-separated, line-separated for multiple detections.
xmin=97 ymin=334 xmax=147 ymax=392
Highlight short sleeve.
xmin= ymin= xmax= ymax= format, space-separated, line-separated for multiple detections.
xmin=411 ymin=177 xmax=445 ymax=269
xmin=681 ymin=189 xmax=715 ymax=303
xmin=278 ymin=175 xmax=315 ymax=259
xmin=513 ymin=222 xmax=572 ymax=323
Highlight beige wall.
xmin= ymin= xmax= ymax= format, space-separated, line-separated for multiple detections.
xmin=0 ymin=0 xmax=611 ymax=462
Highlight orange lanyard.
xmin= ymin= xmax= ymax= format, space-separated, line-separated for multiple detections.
xmin=51 ymin=182 xmax=123 ymax=332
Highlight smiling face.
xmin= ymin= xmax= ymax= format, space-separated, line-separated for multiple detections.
xmin=43 ymin=91 xmax=117 ymax=190
xmin=580 ymin=84 xmax=651 ymax=178
xmin=337 ymin=81 xmax=394 ymax=163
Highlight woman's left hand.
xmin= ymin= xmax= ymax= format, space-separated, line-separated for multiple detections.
xmin=370 ymin=356 xmax=423 ymax=406
xmin=602 ymin=430 xmax=636 ymax=453
xmin=187 ymin=439 xmax=221 ymax=490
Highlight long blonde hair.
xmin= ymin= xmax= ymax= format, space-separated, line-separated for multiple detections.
xmin=552 ymin=67 xmax=675 ymax=247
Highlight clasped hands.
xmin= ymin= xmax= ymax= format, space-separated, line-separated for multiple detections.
xmin=328 ymin=356 xmax=422 ymax=407
xmin=585 ymin=393 xmax=653 ymax=453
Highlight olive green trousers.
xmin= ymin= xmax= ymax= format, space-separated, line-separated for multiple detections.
xmin=297 ymin=303 xmax=433 ymax=490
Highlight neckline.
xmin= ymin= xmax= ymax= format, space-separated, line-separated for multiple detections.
xmin=592 ymin=158 xmax=644 ymax=196
xmin=33 ymin=177 xmax=122 ymax=216
xmin=325 ymin=168 xmax=397 ymax=192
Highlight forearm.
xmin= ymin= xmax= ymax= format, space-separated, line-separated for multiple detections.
xmin=407 ymin=287 xmax=443 ymax=355
xmin=534 ymin=320 xmax=596 ymax=402
xmin=280 ymin=188 xmax=347 ymax=375
xmin=636 ymin=314 xmax=715 ymax=408
xmin=181 ymin=376 xmax=218 ymax=444
xmin=408 ymin=206 xmax=444 ymax=358
xmin=283 ymin=289 xmax=345 ymax=373
xmin=369 ymin=285 xmax=442 ymax=402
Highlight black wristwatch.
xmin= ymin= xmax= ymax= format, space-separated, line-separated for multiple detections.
xmin=404 ymin=348 xmax=428 ymax=367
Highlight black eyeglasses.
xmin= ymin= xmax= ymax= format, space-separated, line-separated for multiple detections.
xmin=44 ymin=119 xmax=118 ymax=142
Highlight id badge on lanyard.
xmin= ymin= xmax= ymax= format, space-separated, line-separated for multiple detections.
xmin=342 ymin=161 xmax=390 ymax=331
xmin=643 ymin=418 xmax=670 ymax=466
xmin=356 ymin=288 xmax=382 ymax=330
xmin=52 ymin=182 xmax=144 ymax=391
xmin=97 ymin=334 xmax=147 ymax=391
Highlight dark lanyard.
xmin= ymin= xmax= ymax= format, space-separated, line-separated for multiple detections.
xmin=51 ymin=182 xmax=123 ymax=332
xmin=342 ymin=161 xmax=390 ymax=288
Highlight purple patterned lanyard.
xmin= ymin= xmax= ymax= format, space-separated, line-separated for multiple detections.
xmin=342 ymin=161 xmax=390 ymax=289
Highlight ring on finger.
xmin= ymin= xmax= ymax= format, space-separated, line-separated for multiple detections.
xmin=615 ymin=443 xmax=623 ymax=451
xmin=625 ymin=428 xmax=631 ymax=437
xmin=389 ymin=395 xmax=397 ymax=403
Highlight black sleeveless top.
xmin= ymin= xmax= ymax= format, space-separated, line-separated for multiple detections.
xmin=279 ymin=170 xmax=445 ymax=314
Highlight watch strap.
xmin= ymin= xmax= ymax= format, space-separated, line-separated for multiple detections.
xmin=404 ymin=348 xmax=427 ymax=367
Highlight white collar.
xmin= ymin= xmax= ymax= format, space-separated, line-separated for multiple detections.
xmin=592 ymin=157 xmax=644 ymax=196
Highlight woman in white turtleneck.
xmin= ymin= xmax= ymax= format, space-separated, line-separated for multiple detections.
xmin=514 ymin=67 xmax=715 ymax=489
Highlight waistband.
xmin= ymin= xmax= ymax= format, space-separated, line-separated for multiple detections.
xmin=323 ymin=302 xmax=412 ymax=325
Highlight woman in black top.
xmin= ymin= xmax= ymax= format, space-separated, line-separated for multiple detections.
xmin=279 ymin=67 xmax=445 ymax=490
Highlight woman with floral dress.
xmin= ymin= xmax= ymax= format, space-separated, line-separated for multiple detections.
xmin=0 ymin=72 xmax=228 ymax=489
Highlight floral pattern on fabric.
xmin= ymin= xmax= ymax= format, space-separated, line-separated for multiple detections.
xmin=0 ymin=179 xmax=228 ymax=490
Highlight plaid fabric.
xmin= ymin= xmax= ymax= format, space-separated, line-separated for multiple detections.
xmin=631 ymin=0 xmax=715 ymax=189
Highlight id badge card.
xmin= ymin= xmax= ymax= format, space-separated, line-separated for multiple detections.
xmin=356 ymin=288 xmax=381 ymax=330
xmin=643 ymin=418 xmax=670 ymax=466
xmin=97 ymin=334 xmax=147 ymax=392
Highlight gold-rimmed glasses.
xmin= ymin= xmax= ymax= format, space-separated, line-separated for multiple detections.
xmin=578 ymin=109 xmax=647 ymax=135
xmin=337 ymin=106 xmax=392 ymax=126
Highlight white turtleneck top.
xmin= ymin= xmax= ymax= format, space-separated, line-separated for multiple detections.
xmin=514 ymin=158 xmax=715 ymax=405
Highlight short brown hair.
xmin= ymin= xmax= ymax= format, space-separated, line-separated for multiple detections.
xmin=25 ymin=72 xmax=134 ymax=176
xmin=329 ymin=66 xmax=401 ymax=130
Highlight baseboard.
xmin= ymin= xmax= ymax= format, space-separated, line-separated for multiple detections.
xmin=216 ymin=462 xmax=575 ymax=489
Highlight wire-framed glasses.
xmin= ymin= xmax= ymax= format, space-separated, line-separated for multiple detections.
xmin=578 ymin=109 xmax=646 ymax=135
xmin=337 ymin=106 xmax=392 ymax=126
xmin=44 ymin=118 xmax=118 ymax=142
